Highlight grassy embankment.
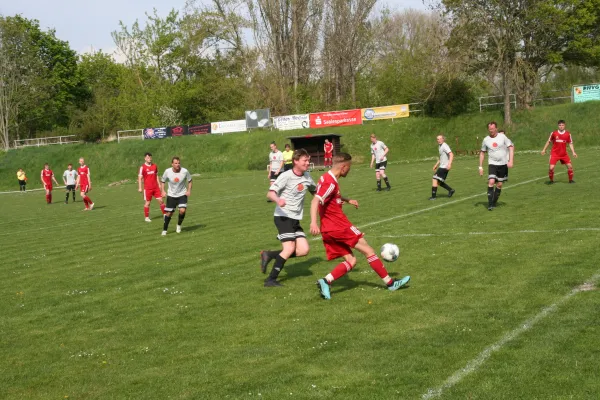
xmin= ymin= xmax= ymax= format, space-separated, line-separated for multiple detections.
xmin=0 ymin=102 xmax=598 ymax=191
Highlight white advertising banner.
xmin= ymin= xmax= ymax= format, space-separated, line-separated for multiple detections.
xmin=273 ymin=114 xmax=310 ymax=131
xmin=211 ymin=119 xmax=247 ymax=134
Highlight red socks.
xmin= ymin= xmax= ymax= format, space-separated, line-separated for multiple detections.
xmin=160 ymin=203 xmax=166 ymax=214
xmin=548 ymin=169 xmax=554 ymax=182
xmin=326 ymin=261 xmax=353 ymax=283
xmin=144 ymin=207 xmax=150 ymax=218
xmin=367 ymin=254 xmax=393 ymax=285
xmin=568 ymin=169 xmax=574 ymax=181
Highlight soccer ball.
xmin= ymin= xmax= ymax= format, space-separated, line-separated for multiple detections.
xmin=380 ymin=243 xmax=400 ymax=262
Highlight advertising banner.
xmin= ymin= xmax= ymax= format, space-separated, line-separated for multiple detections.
xmin=573 ymin=84 xmax=600 ymax=103
xmin=361 ymin=104 xmax=409 ymax=121
xmin=168 ymin=125 xmax=188 ymax=137
xmin=188 ymin=124 xmax=211 ymax=135
xmin=309 ymin=109 xmax=362 ymax=129
xmin=273 ymin=114 xmax=310 ymax=131
xmin=143 ymin=127 xmax=168 ymax=140
xmin=246 ymin=109 xmax=272 ymax=128
xmin=211 ymin=120 xmax=247 ymax=134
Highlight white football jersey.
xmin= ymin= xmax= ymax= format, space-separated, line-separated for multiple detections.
xmin=371 ymin=141 xmax=388 ymax=162
xmin=161 ymin=167 xmax=192 ymax=197
xmin=481 ymin=133 xmax=514 ymax=165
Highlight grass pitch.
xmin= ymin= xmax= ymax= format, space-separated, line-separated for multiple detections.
xmin=1 ymin=151 xmax=599 ymax=399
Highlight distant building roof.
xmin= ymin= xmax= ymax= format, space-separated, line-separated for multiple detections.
xmin=286 ymin=133 xmax=343 ymax=139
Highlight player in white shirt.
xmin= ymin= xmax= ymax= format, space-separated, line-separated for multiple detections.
xmin=260 ymin=149 xmax=317 ymax=287
xmin=429 ymin=135 xmax=455 ymax=200
xmin=479 ymin=122 xmax=514 ymax=211
xmin=369 ymin=134 xmax=391 ymax=191
xmin=160 ymin=157 xmax=193 ymax=235
xmin=267 ymin=142 xmax=284 ymax=202
xmin=62 ymin=164 xmax=78 ymax=204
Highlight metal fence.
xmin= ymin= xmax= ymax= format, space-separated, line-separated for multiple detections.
xmin=117 ymin=129 xmax=144 ymax=143
xmin=14 ymin=135 xmax=82 ymax=148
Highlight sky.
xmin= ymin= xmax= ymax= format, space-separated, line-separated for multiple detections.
xmin=0 ymin=0 xmax=428 ymax=57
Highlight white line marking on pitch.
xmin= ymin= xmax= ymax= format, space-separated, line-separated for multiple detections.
xmin=421 ymin=271 xmax=600 ymax=399
xmin=372 ymin=227 xmax=600 ymax=238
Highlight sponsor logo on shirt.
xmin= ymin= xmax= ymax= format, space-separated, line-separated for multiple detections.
xmin=493 ymin=142 xmax=498 ymax=147
xmin=297 ymin=183 xmax=304 ymax=191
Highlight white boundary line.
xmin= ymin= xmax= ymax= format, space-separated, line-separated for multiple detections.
xmin=372 ymin=227 xmax=600 ymax=238
xmin=422 ymin=271 xmax=600 ymax=399
xmin=0 ymin=186 xmax=67 ymax=194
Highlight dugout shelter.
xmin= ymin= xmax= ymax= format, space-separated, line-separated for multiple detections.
xmin=286 ymin=134 xmax=342 ymax=167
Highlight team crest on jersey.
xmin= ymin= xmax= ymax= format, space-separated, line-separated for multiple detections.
xmin=174 ymin=177 xmax=180 ymax=182
xmin=297 ymin=183 xmax=304 ymax=191
xmin=492 ymin=142 xmax=498 ymax=147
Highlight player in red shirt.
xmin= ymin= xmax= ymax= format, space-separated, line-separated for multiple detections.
xmin=309 ymin=153 xmax=411 ymax=300
xmin=40 ymin=163 xmax=59 ymax=204
xmin=138 ymin=152 xmax=166 ymax=222
xmin=323 ymin=139 xmax=333 ymax=168
xmin=541 ymin=120 xmax=578 ymax=184
xmin=75 ymin=157 xmax=95 ymax=210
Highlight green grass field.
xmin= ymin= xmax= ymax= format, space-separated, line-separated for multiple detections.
xmin=1 ymin=151 xmax=599 ymax=399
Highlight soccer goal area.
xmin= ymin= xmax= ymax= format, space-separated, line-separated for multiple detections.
xmin=117 ymin=129 xmax=144 ymax=143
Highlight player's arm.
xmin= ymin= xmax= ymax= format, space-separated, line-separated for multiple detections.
xmin=433 ymin=160 xmax=440 ymax=171
xmin=63 ymin=172 xmax=68 ymax=186
xmin=75 ymin=174 xmax=80 ymax=189
xmin=309 ymin=196 xmax=321 ymax=235
xmin=370 ymin=153 xmax=375 ymax=168
xmin=383 ymin=146 xmax=389 ymax=157
xmin=276 ymin=158 xmax=283 ymax=174
xmin=570 ymin=142 xmax=577 ymax=158
xmin=138 ymin=168 xmax=144 ymax=192
xmin=186 ymin=180 xmax=192 ymax=197
xmin=541 ymin=133 xmax=552 ymax=155
xmin=52 ymin=173 xmax=59 ymax=185
xmin=447 ymin=151 xmax=454 ymax=170
xmin=160 ymin=172 xmax=168 ymax=197
xmin=478 ymin=151 xmax=485 ymax=176
xmin=40 ymin=171 xmax=44 ymax=185
xmin=87 ymin=169 xmax=92 ymax=189
xmin=340 ymin=196 xmax=359 ymax=209
xmin=508 ymin=145 xmax=515 ymax=168
xmin=267 ymin=163 xmax=271 ymax=178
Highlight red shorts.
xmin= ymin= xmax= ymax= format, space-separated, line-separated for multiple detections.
xmin=44 ymin=183 xmax=53 ymax=191
xmin=325 ymin=152 xmax=333 ymax=159
xmin=144 ymin=187 xmax=162 ymax=201
xmin=321 ymin=226 xmax=364 ymax=260
xmin=550 ymin=155 xmax=571 ymax=165
xmin=79 ymin=183 xmax=90 ymax=193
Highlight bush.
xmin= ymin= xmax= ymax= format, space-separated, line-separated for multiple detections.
xmin=425 ymin=78 xmax=474 ymax=117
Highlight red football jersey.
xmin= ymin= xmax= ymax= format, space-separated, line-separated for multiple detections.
xmin=324 ymin=142 xmax=333 ymax=154
xmin=78 ymin=165 xmax=90 ymax=184
xmin=315 ymin=171 xmax=352 ymax=233
xmin=41 ymin=169 xmax=54 ymax=184
xmin=139 ymin=163 xmax=159 ymax=190
xmin=549 ymin=130 xmax=573 ymax=157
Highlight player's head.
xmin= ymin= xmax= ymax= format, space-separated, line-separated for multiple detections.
xmin=558 ymin=120 xmax=566 ymax=130
xmin=270 ymin=141 xmax=277 ymax=151
xmin=144 ymin=152 xmax=153 ymax=163
xmin=44 ymin=163 xmax=49 ymax=170
xmin=285 ymin=144 xmax=291 ymax=150
xmin=487 ymin=122 xmax=498 ymax=136
xmin=79 ymin=157 xmax=85 ymax=166
xmin=171 ymin=156 xmax=181 ymax=171
xmin=436 ymin=135 xmax=445 ymax=144
xmin=325 ymin=139 xmax=329 ymax=143
xmin=292 ymin=148 xmax=310 ymax=172
xmin=370 ymin=134 xmax=377 ymax=144
xmin=333 ymin=153 xmax=352 ymax=177
xmin=67 ymin=163 xmax=73 ymax=170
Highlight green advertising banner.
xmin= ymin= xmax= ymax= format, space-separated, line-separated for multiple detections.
xmin=572 ymin=83 xmax=600 ymax=103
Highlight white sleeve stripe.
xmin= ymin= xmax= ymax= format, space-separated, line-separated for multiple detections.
xmin=315 ymin=195 xmax=324 ymax=205
xmin=320 ymin=183 xmax=335 ymax=202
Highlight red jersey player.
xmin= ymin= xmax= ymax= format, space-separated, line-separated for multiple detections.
xmin=75 ymin=157 xmax=95 ymax=210
xmin=138 ymin=152 xmax=165 ymax=222
xmin=40 ymin=163 xmax=59 ymax=204
xmin=309 ymin=152 xmax=410 ymax=300
xmin=323 ymin=139 xmax=333 ymax=168
xmin=541 ymin=119 xmax=578 ymax=184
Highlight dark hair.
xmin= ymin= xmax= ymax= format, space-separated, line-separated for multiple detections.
xmin=558 ymin=120 xmax=566 ymax=124
xmin=68 ymin=163 xmax=72 ymax=166
xmin=333 ymin=153 xmax=352 ymax=164
xmin=487 ymin=121 xmax=497 ymax=128
xmin=171 ymin=156 xmax=180 ymax=163
xmin=145 ymin=152 xmax=152 ymax=157
xmin=292 ymin=148 xmax=310 ymax=161
xmin=271 ymin=141 xmax=276 ymax=146
xmin=285 ymin=144 xmax=291 ymax=149
xmin=44 ymin=163 xmax=49 ymax=166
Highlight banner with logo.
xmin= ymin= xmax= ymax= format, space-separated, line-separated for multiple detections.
xmin=168 ymin=125 xmax=188 ymax=137
xmin=143 ymin=127 xmax=168 ymax=140
xmin=246 ymin=109 xmax=272 ymax=128
xmin=309 ymin=109 xmax=362 ymax=129
xmin=188 ymin=124 xmax=211 ymax=135
xmin=573 ymin=84 xmax=600 ymax=103
xmin=362 ymin=104 xmax=409 ymax=121
xmin=211 ymin=120 xmax=247 ymax=134
xmin=273 ymin=114 xmax=310 ymax=131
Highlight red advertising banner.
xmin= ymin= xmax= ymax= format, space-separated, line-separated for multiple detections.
xmin=309 ymin=109 xmax=362 ymax=129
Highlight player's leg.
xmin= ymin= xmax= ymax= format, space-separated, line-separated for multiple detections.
xmin=144 ymin=199 xmax=152 ymax=221
xmin=80 ymin=189 xmax=89 ymax=210
xmin=375 ymin=169 xmax=382 ymax=191
xmin=72 ymin=186 xmax=76 ymax=201
xmin=354 ymin=238 xmax=410 ymax=290
xmin=548 ymin=159 xmax=556 ymax=183
xmin=566 ymin=161 xmax=574 ymax=183
xmin=492 ymin=165 xmax=507 ymax=207
xmin=65 ymin=187 xmax=70 ymax=203
xmin=157 ymin=196 xmax=166 ymax=214
xmin=45 ymin=187 xmax=51 ymax=204
xmin=264 ymin=240 xmax=296 ymax=287
xmin=176 ymin=196 xmax=188 ymax=233
xmin=316 ymin=228 xmax=359 ymax=299
xmin=162 ymin=196 xmax=176 ymax=235
xmin=430 ymin=176 xmax=439 ymax=200
xmin=380 ymin=163 xmax=391 ymax=190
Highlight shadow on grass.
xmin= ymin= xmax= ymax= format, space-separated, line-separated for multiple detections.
xmin=330 ymin=271 xmax=410 ymax=294
xmin=90 ymin=205 xmax=107 ymax=210
xmin=183 ymin=224 xmax=206 ymax=232
xmin=280 ymin=257 xmax=322 ymax=281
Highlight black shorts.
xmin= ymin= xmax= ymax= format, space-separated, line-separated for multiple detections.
xmin=65 ymin=184 xmax=76 ymax=191
xmin=274 ymin=216 xmax=306 ymax=242
xmin=488 ymin=164 xmax=508 ymax=182
xmin=165 ymin=195 xmax=188 ymax=212
xmin=433 ymin=168 xmax=449 ymax=182
xmin=269 ymin=171 xmax=280 ymax=181
xmin=18 ymin=180 xmax=26 ymax=187
xmin=375 ymin=161 xmax=388 ymax=171
xmin=283 ymin=163 xmax=293 ymax=172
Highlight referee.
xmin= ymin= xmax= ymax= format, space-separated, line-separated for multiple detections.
xmin=282 ymin=144 xmax=294 ymax=171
